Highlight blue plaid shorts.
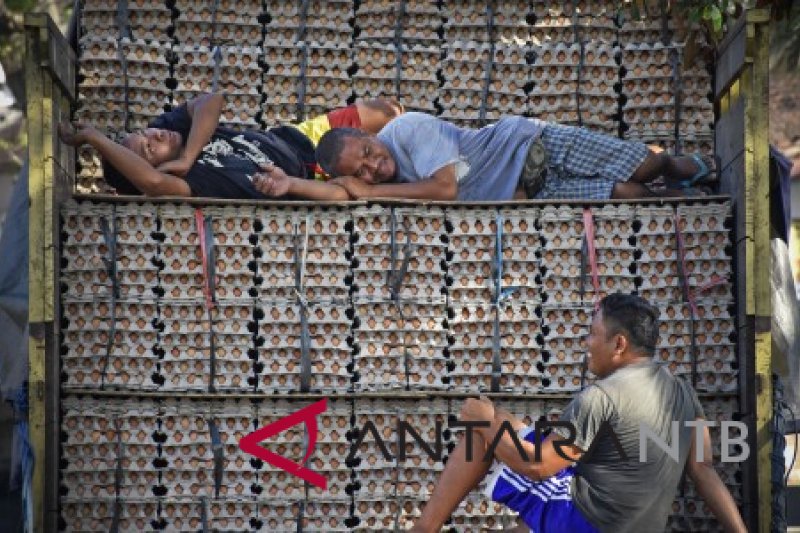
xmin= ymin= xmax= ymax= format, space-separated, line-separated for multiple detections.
xmin=534 ymin=124 xmax=649 ymax=200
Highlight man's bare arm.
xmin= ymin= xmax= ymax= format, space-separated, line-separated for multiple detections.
xmin=59 ymin=123 xmax=191 ymax=196
xmin=158 ymin=92 xmax=224 ymax=176
xmin=332 ymin=164 xmax=458 ymax=201
xmin=479 ymin=407 xmax=581 ymax=481
xmin=686 ymin=420 xmax=747 ymax=532
xmin=253 ymin=163 xmax=351 ymax=201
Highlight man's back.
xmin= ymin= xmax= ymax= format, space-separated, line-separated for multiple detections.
xmin=559 ymin=361 xmax=704 ymax=532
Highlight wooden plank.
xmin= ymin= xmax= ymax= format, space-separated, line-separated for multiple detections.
xmin=715 ymin=15 xmax=747 ymax=98
xmin=715 ymin=94 xmax=745 ymax=195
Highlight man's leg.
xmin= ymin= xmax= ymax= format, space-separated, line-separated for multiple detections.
xmin=610 ymin=181 xmax=686 ymax=199
xmin=629 ymin=150 xmax=709 ymax=185
xmin=410 ymin=428 xmax=494 ymax=532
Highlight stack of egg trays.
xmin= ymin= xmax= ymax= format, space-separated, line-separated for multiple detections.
xmin=261 ymin=2 xmax=352 ymax=125
xmin=351 ymin=398 xmax=451 ymax=529
xmin=300 ymin=43 xmax=353 ymax=119
xmin=529 ymin=39 xmax=620 ymax=132
xmin=539 ymin=205 xmax=635 ymax=306
xmin=151 ymin=204 xmax=289 ymax=393
xmin=352 ymin=42 xmax=441 ymax=114
xmin=298 ymin=399 xmax=353 ymax=532
xmin=76 ymin=36 xmax=171 ymax=191
xmin=174 ymin=0 xmax=262 ymax=47
xmin=484 ymin=43 xmax=534 ymax=120
xmin=677 ymin=203 xmax=735 ymax=393
xmin=446 ymin=207 xmax=543 ymax=393
xmin=539 ymin=304 xmax=592 ymax=392
xmin=529 ymin=1 xmax=617 ymax=45
xmin=356 ymin=0 xmax=442 ymax=45
xmin=439 ymin=41 xmax=493 ymax=125
xmin=254 ymin=206 xmax=352 ymax=393
xmin=173 ymin=44 xmax=262 ymax=129
xmin=265 ymin=1 xmax=352 ymax=46
xmin=350 ymin=206 xmax=448 ymax=391
xmin=617 ymin=2 xmax=676 ymax=47
xmin=60 ymin=200 xmax=162 ymax=390
xmin=621 ymin=42 xmax=679 ymax=140
xmin=80 ymin=0 xmax=172 ymax=42
xmin=77 ymin=37 xmax=171 ymax=133
xmin=666 ymin=397 xmax=742 ymax=530
xmin=677 ymin=59 xmax=714 ymax=151
xmin=262 ymin=41 xmax=306 ymax=126
xmin=442 ymin=0 xmax=533 ymax=44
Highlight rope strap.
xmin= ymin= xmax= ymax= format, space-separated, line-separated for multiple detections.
xmin=293 ymin=219 xmax=312 ymax=392
xmin=479 ymin=1 xmax=496 ymax=126
xmin=581 ymin=208 xmax=601 ymax=309
xmin=99 ymin=208 xmax=119 ymax=389
xmin=673 ymin=212 xmax=698 ymax=387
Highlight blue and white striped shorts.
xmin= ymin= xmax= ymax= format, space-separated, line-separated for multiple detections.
xmin=484 ymin=427 xmax=599 ymax=533
xmin=534 ymin=123 xmax=649 ymax=200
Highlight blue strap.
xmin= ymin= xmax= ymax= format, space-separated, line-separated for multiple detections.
xmin=491 ymin=211 xmax=504 ymax=392
xmin=208 ymin=418 xmax=224 ymax=498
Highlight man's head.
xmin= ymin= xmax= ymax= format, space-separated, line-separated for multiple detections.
xmin=586 ymin=293 xmax=659 ymax=378
xmin=102 ymin=128 xmax=184 ymax=194
xmin=315 ymin=128 xmax=396 ymax=184
xmin=121 ymin=128 xmax=183 ymax=167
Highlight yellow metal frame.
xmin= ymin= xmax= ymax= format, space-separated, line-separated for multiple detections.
xmin=744 ymin=10 xmax=772 ymax=533
xmin=25 ymin=12 xmax=75 ymax=533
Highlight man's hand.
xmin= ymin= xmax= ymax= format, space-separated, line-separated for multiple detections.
xmin=330 ymin=176 xmax=375 ymax=199
xmin=58 ymin=122 xmax=97 ymax=147
xmin=157 ymin=157 xmax=194 ymax=177
xmin=253 ymin=162 xmax=291 ymax=197
xmin=460 ymin=396 xmax=495 ymax=425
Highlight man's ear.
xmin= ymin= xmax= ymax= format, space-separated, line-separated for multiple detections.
xmin=614 ymin=333 xmax=628 ymax=355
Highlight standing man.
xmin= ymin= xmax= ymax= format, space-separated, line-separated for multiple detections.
xmin=408 ymin=294 xmax=746 ymax=533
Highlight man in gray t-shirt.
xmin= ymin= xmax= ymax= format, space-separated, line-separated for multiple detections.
xmin=280 ymin=112 xmax=716 ymax=202
xmin=407 ymin=294 xmax=746 ymax=533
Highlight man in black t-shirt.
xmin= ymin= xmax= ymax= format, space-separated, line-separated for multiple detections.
xmin=58 ymin=92 xmax=350 ymax=200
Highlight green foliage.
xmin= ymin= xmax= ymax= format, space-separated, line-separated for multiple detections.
xmin=5 ymin=0 xmax=38 ymax=13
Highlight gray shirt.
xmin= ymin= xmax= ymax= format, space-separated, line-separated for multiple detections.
xmin=556 ymin=361 xmax=705 ymax=533
xmin=376 ymin=112 xmax=546 ymax=201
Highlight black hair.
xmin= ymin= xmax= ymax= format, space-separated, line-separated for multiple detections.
xmin=101 ymin=157 xmax=142 ymax=195
xmin=598 ymin=293 xmax=659 ymax=356
xmin=315 ymin=127 xmax=369 ymax=177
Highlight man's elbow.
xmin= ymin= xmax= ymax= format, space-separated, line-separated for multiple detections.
xmin=438 ymin=181 xmax=458 ymax=201
xmin=329 ymin=185 xmax=351 ymax=201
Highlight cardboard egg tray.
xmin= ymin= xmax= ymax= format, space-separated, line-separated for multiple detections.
xmin=351 ymin=206 xmax=447 ymax=301
xmin=301 ymin=499 xmax=353 ymax=532
xmin=173 ymin=0 xmax=263 ymax=47
xmin=264 ymin=1 xmax=353 ymax=45
xmin=352 ymin=299 xmax=448 ymax=391
xmin=355 ymin=0 xmax=442 ymax=45
xmin=448 ymin=303 xmax=542 ymax=392
xmin=353 ymin=498 xmax=425 ymax=531
xmin=61 ymin=300 xmax=160 ymax=390
xmin=442 ymin=0 xmax=534 ymax=43
xmin=351 ymin=399 xmax=450 ymax=499
xmin=80 ymin=1 xmax=172 ymax=42
xmin=539 ymin=305 xmax=592 ymax=392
